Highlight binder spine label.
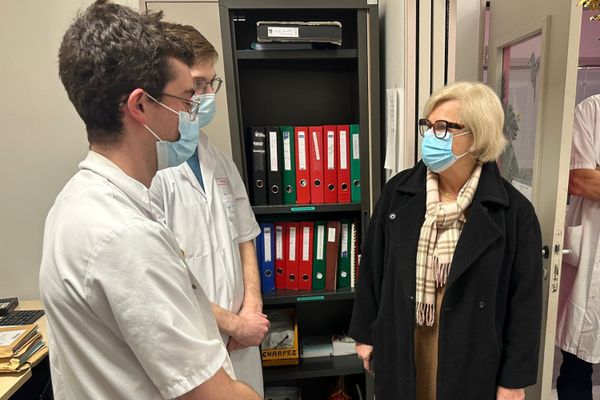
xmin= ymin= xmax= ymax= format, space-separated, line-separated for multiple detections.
xmin=327 ymin=131 xmax=335 ymax=170
xmin=312 ymin=131 xmax=321 ymax=160
xmin=328 ymin=227 xmax=336 ymax=242
xmin=341 ymin=224 xmax=348 ymax=257
xmin=302 ymin=227 xmax=310 ymax=261
xmin=340 ymin=130 xmax=348 ymax=169
xmin=317 ymin=225 xmax=325 ymax=259
xmin=276 ymin=226 xmax=283 ymax=259
xmin=289 ymin=227 xmax=297 ymax=261
xmin=269 ymin=131 xmax=278 ymax=171
xmin=264 ymin=227 xmax=272 ymax=262
xmin=283 ymin=133 xmax=292 ymax=170
xmin=298 ymin=132 xmax=307 ymax=170
xmin=353 ymin=134 xmax=360 ymax=159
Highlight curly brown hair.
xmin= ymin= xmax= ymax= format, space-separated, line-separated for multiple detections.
xmin=58 ymin=0 xmax=194 ymax=144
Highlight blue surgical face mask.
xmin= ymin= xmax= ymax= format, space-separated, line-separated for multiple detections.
xmin=143 ymin=93 xmax=200 ymax=170
xmin=196 ymin=93 xmax=216 ymax=128
xmin=421 ymin=128 xmax=472 ymax=173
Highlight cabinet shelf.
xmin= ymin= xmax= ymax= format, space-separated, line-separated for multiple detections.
xmin=252 ymin=203 xmax=361 ymax=215
xmin=262 ymin=287 xmax=355 ymax=305
xmin=236 ymin=49 xmax=358 ymax=60
xmin=263 ymin=354 xmax=363 ymax=382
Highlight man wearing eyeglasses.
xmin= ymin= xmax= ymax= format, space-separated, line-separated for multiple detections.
xmin=150 ymin=23 xmax=267 ymax=396
xmin=39 ymin=2 xmax=260 ymax=399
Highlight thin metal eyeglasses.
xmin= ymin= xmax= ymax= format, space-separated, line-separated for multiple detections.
xmin=156 ymin=93 xmax=201 ymax=121
xmin=418 ymin=118 xmax=466 ymax=139
xmin=194 ymin=76 xmax=223 ymax=94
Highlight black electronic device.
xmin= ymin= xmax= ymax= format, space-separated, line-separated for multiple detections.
xmin=0 ymin=310 xmax=45 ymax=326
xmin=0 ymin=297 xmax=18 ymax=317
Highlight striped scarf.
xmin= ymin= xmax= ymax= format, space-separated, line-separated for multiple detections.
xmin=415 ymin=161 xmax=482 ymax=326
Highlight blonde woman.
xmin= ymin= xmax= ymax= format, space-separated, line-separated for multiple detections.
xmin=349 ymin=82 xmax=543 ymax=400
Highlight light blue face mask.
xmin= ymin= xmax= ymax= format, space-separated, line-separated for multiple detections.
xmin=196 ymin=93 xmax=216 ymax=128
xmin=143 ymin=93 xmax=201 ymax=170
xmin=421 ymin=128 xmax=472 ymax=173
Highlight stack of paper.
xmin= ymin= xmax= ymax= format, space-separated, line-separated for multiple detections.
xmin=0 ymin=324 xmax=45 ymax=373
xmin=301 ymin=335 xmax=332 ymax=358
xmin=331 ymin=335 xmax=356 ymax=356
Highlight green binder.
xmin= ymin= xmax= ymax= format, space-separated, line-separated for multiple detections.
xmin=280 ymin=126 xmax=296 ymax=204
xmin=312 ymin=221 xmax=327 ymax=290
xmin=350 ymin=124 xmax=361 ymax=203
xmin=337 ymin=221 xmax=351 ymax=288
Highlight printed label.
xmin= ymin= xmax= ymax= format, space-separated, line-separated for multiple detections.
xmin=340 ymin=130 xmax=348 ymax=169
xmin=317 ymin=225 xmax=325 ymax=259
xmin=298 ymin=131 xmax=307 ymax=170
xmin=276 ymin=226 xmax=283 ymax=260
xmin=327 ymin=131 xmax=335 ymax=170
xmin=264 ymin=227 xmax=272 ymax=262
xmin=269 ymin=130 xmax=278 ymax=171
xmin=268 ymin=26 xmax=299 ymax=38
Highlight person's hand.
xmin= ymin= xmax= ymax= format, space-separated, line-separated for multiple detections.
xmin=233 ymin=308 xmax=269 ymax=348
xmin=496 ymin=386 xmax=525 ymax=400
xmin=227 ymin=337 xmax=244 ymax=353
xmin=356 ymin=342 xmax=374 ymax=375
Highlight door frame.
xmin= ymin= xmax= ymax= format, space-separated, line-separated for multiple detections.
xmin=487 ymin=3 xmax=583 ymax=398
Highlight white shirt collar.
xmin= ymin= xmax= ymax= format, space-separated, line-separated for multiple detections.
xmin=79 ymin=151 xmax=157 ymax=219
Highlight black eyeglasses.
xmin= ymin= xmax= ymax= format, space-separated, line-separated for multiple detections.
xmin=418 ymin=119 xmax=466 ymax=139
xmin=193 ymin=76 xmax=223 ymax=94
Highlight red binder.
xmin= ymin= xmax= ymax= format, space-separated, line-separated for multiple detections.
xmin=308 ymin=126 xmax=324 ymax=204
xmin=285 ymin=222 xmax=300 ymax=290
xmin=274 ymin=222 xmax=287 ymax=290
xmin=295 ymin=127 xmax=310 ymax=204
xmin=325 ymin=221 xmax=341 ymax=291
xmin=298 ymin=222 xmax=314 ymax=290
xmin=337 ymin=125 xmax=351 ymax=203
xmin=323 ymin=125 xmax=338 ymax=203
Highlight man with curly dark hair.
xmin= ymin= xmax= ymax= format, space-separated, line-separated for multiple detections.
xmin=39 ymin=1 xmax=260 ymax=399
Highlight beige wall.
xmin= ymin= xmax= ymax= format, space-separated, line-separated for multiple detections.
xmin=455 ymin=0 xmax=485 ymax=82
xmin=0 ymin=0 xmax=139 ymax=300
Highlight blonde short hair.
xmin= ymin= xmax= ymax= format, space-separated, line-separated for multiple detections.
xmin=422 ymin=81 xmax=507 ymax=162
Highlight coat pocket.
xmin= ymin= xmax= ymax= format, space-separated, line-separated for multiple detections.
xmin=563 ymin=224 xmax=582 ymax=267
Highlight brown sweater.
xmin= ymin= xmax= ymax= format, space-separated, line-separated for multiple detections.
xmin=414 ymin=285 xmax=446 ymax=400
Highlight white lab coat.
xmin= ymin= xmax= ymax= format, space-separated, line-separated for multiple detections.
xmin=151 ymin=131 xmax=263 ymax=394
xmin=556 ymin=95 xmax=600 ymax=363
xmin=40 ymin=151 xmax=233 ymax=400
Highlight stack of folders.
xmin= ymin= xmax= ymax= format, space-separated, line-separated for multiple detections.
xmin=248 ymin=125 xmax=361 ymax=206
xmin=0 ymin=324 xmax=46 ymax=373
xmin=256 ymin=220 xmax=359 ymax=293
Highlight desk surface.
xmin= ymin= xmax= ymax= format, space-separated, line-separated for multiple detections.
xmin=0 ymin=300 xmax=48 ymax=400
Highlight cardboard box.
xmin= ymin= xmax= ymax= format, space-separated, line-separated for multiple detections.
xmin=261 ymin=308 xmax=299 ymax=367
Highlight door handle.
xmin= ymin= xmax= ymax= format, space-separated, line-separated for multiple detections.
xmin=562 ymin=248 xmax=573 ymax=255
xmin=542 ymin=245 xmax=550 ymax=259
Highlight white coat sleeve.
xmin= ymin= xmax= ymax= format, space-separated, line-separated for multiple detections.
xmin=225 ymin=158 xmax=260 ymax=243
xmin=571 ymin=98 xmax=599 ymax=170
xmin=85 ymin=220 xmax=229 ymax=399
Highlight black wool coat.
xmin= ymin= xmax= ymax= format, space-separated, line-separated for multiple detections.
xmin=348 ymin=161 xmax=543 ymax=400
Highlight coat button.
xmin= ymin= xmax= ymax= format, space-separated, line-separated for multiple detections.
xmin=192 ymin=284 xmax=197 ymax=290
xmin=409 ymin=295 xmax=415 ymax=302
xmin=389 ymin=213 xmax=396 ymax=220
xmin=478 ymin=301 xmax=486 ymax=309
